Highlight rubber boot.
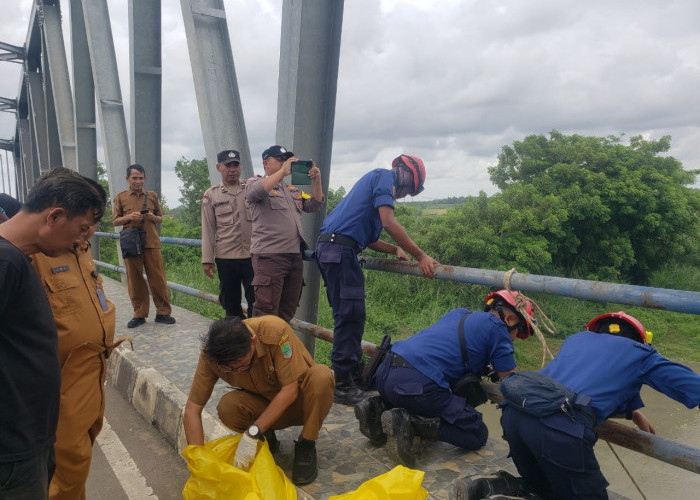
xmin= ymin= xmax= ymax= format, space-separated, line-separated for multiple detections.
xmin=263 ymin=429 xmax=280 ymax=454
xmin=410 ymin=414 xmax=440 ymax=441
xmin=334 ymin=369 xmax=368 ymax=405
xmin=381 ymin=408 xmax=416 ymax=467
xmin=292 ymin=437 xmax=318 ymax=485
xmin=354 ymin=395 xmax=389 ymax=445
xmin=451 ymin=470 xmax=529 ymax=500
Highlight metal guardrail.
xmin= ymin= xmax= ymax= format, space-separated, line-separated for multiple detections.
xmin=95 ymin=232 xmax=700 ymax=474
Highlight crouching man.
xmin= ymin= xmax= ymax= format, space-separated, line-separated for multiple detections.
xmin=184 ymin=315 xmax=334 ymax=485
xmin=355 ymin=290 xmax=535 ymax=467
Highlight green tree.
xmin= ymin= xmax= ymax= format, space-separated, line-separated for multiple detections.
xmin=488 ymin=131 xmax=699 ymax=283
xmin=174 ymin=157 xmax=210 ymax=225
xmin=326 ymin=186 xmax=346 ymax=213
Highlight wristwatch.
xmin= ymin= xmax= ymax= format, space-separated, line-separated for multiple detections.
xmin=247 ymin=424 xmax=261 ymax=439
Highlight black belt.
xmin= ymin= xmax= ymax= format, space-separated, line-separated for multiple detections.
xmin=318 ymin=233 xmax=360 ymax=253
xmin=573 ymin=403 xmax=596 ymax=426
xmin=389 ymin=353 xmax=413 ymax=368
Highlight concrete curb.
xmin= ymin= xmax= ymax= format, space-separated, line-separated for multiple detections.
xmin=106 ymin=344 xmax=315 ymax=500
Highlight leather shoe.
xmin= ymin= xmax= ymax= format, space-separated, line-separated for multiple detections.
xmin=292 ymin=438 xmax=317 ymax=485
xmin=154 ymin=314 xmax=176 ymax=324
xmin=127 ymin=317 xmax=146 ymax=328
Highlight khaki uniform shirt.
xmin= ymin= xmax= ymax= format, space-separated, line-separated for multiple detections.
xmin=31 ymin=243 xmax=116 ymax=367
xmin=201 ymin=182 xmax=252 ymax=263
xmin=188 ymin=316 xmax=314 ymax=406
xmin=245 ymin=177 xmax=323 ymax=254
xmin=113 ymin=190 xmax=163 ymax=249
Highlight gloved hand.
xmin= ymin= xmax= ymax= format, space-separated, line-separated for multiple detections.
xmin=233 ymin=432 xmax=258 ymax=471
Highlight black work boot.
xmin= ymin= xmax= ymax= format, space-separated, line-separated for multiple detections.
xmin=381 ymin=408 xmax=416 ymax=467
xmin=334 ymin=369 xmax=368 ymax=405
xmin=263 ymin=429 xmax=280 ymax=454
xmin=292 ymin=437 xmax=318 ymax=485
xmin=410 ymin=414 xmax=440 ymax=441
xmin=354 ymin=395 xmax=389 ymax=445
xmin=451 ymin=470 xmax=529 ymax=500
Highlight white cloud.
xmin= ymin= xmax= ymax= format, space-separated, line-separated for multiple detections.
xmin=1 ymin=0 xmax=698 ymax=204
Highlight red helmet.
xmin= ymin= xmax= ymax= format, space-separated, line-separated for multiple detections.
xmin=485 ymin=290 xmax=534 ymax=339
xmin=586 ymin=311 xmax=651 ymax=344
xmin=392 ymin=154 xmax=426 ymax=195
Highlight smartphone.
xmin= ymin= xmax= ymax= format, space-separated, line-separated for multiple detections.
xmin=140 ymin=209 xmax=149 ymax=214
xmin=290 ymin=160 xmax=312 ymax=185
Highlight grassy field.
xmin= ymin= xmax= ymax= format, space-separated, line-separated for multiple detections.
xmin=143 ymin=255 xmax=700 ymax=371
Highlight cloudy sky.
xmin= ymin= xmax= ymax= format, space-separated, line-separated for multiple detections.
xmin=1 ymin=0 xmax=699 ymax=206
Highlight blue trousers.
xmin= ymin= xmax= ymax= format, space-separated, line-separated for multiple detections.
xmin=315 ymin=241 xmax=365 ymax=373
xmin=500 ymin=405 xmax=608 ymax=500
xmin=374 ymin=356 xmax=488 ymax=450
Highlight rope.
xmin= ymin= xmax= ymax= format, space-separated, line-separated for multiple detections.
xmin=503 ymin=268 xmax=556 ymax=367
xmin=605 ymin=441 xmax=648 ymax=500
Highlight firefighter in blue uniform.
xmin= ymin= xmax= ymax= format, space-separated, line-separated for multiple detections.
xmin=315 ymin=154 xmax=439 ymax=405
xmin=354 ymin=290 xmax=535 ymax=467
xmin=453 ymin=311 xmax=700 ymax=500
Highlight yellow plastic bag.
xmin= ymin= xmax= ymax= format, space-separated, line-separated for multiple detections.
xmin=182 ymin=434 xmax=297 ymax=500
xmin=328 ymin=465 xmax=428 ymax=500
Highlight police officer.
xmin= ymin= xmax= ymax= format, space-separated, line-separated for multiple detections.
xmin=244 ymin=146 xmax=324 ymax=322
xmin=456 ymin=312 xmax=700 ymax=500
xmin=183 ymin=315 xmax=335 ymax=485
xmin=32 ymin=223 xmax=127 ymax=500
xmin=113 ymin=164 xmax=175 ymax=328
xmin=201 ymin=149 xmax=255 ymax=318
xmin=315 ymin=154 xmax=439 ymax=405
xmin=355 ymin=290 xmax=534 ymax=467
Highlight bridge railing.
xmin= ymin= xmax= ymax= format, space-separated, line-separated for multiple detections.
xmin=94 ymin=231 xmax=700 ymax=474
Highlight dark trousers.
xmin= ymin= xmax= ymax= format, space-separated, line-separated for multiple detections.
xmin=315 ymin=241 xmax=365 ymax=374
xmin=215 ymin=258 xmax=255 ymax=318
xmin=0 ymin=445 xmax=55 ymax=500
xmin=500 ymin=405 xmax=608 ymax=500
xmin=374 ymin=356 xmax=488 ymax=450
xmin=250 ymin=253 xmax=303 ymax=323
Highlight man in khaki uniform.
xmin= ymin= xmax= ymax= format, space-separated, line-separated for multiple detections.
xmin=183 ymin=315 xmax=334 ymax=485
xmin=244 ymin=145 xmax=324 ymax=322
xmin=113 ymin=164 xmax=175 ymax=328
xmin=201 ymin=149 xmax=255 ymax=318
xmin=32 ymin=225 xmax=127 ymax=500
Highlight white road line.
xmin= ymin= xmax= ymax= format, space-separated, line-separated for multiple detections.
xmin=97 ymin=418 xmax=158 ymax=499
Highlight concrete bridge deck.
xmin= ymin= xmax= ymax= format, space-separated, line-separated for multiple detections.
xmin=101 ymin=276 xmax=639 ymax=499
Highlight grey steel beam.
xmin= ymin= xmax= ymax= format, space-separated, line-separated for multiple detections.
xmin=40 ymin=37 xmax=64 ymax=170
xmin=17 ymin=118 xmax=37 ymax=195
xmin=80 ymin=0 xmax=130 ymax=196
xmin=179 ymin=0 xmax=253 ymax=182
xmin=0 ymin=140 xmax=13 ymax=152
xmin=70 ymin=0 xmax=97 ymax=180
xmin=0 ymin=42 xmax=25 ymax=62
xmin=41 ymin=2 xmax=77 ymax=170
xmin=129 ymin=0 xmax=162 ymax=192
xmin=26 ymin=72 xmax=50 ymax=173
xmin=0 ymin=97 xmax=18 ymax=111
xmin=276 ymin=0 xmax=345 ymax=353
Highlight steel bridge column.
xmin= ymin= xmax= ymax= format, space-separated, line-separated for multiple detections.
xmin=70 ymin=0 xmax=97 ymax=180
xmin=80 ymin=0 xmax=130 ymax=197
xmin=276 ymin=0 xmax=344 ymax=354
xmin=179 ymin=0 xmax=254 ymax=182
xmin=41 ymin=2 xmax=77 ymax=171
xmin=129 ymin=0 xmax=162 ymax=193
xmin=26 ymin=72 xmax=50 ymax=176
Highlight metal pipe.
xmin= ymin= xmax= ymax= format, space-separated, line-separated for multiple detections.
xmin=359 ymin=257 xmax=700 ymax=316
xmin=481 ymin=381 xmax=700 ymax=474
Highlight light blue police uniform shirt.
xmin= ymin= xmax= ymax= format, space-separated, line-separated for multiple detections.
xmin=320 ymin=169 xmax=395 ymax=250
xmin=392 ymin=309 xmax=517 ymax=390
xmin=541 ymin=331 xmax=700 ymax=425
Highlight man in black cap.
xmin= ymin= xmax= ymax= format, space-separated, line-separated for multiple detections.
xmin=244 ymin=145 xmax=324 ymax=322
xmin=201 ymin=150 xmax=255 ymax=318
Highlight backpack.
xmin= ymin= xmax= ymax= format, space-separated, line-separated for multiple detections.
xmin=500 ymin=370 xmax=589 ymax=418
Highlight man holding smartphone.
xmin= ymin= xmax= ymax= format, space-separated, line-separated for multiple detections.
xmin=244 ymin=145 xmax=324 ymax=322
xmin=113 ymin=164 xmax=175 ymax=328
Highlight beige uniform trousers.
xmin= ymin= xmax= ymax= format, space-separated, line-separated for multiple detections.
xmin=125 ymin=248 xmax=172 ymax=317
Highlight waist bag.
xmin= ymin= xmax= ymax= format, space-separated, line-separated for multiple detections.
xmin=500 ymin=370 xmax=589 ymax=418
xmin=361 ymin=334 xmax=392 ymax=390
xmin=450 ymin=312 xmax=488 ymax=408
xmin=119 ymin=192 xmax=148 ymax=259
